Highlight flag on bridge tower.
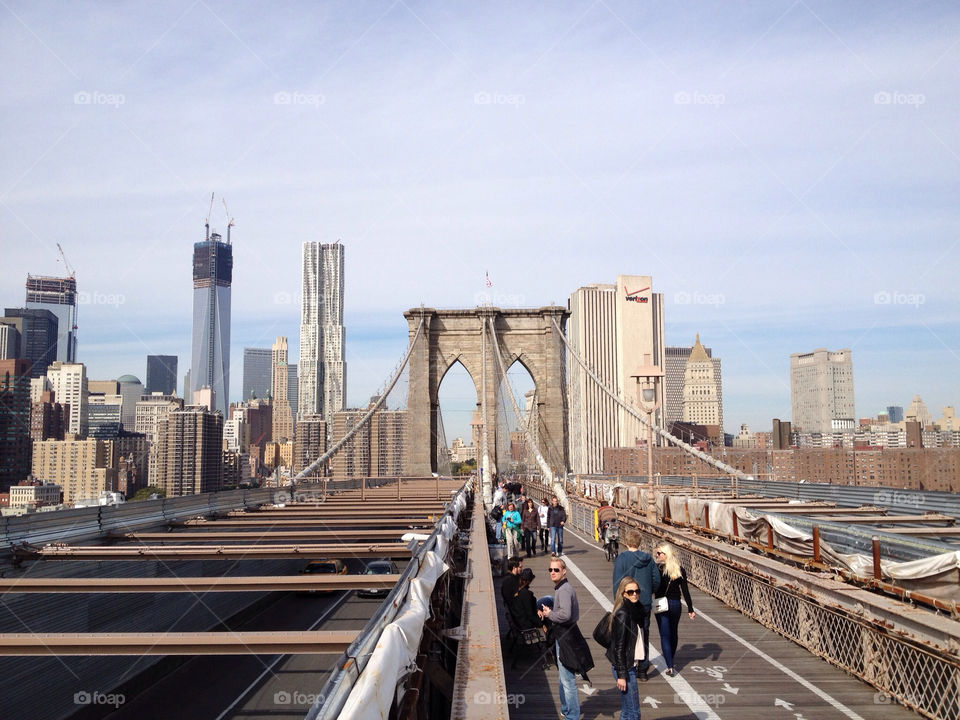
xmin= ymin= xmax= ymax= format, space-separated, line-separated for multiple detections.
xmin=485 ymin=272 xmax=492 ymax=287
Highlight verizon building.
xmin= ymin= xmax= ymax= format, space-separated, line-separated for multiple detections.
xmin=567 ymin=275 xmax=665 ymax=474
xmin=790 ymin=348 xmax=855 ymax=434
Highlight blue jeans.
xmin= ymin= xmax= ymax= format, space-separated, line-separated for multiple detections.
xmin=494 ymin=523 xmax=502 ymax=542
xmin=655 ymin=598 xmax=683 ymax=669
xmin=635 ymin=603 xmax=652 ymax=671
xmin=556 ymin=640 xmax=580 ymax=720
xmin=611 ymin=665 xmax=640 ymax=720
xmin=549 ymin=526 xmax=564 ymax=554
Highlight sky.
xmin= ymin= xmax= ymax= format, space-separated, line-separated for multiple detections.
xmin=2 ymin=1 xmax=958 ymax=443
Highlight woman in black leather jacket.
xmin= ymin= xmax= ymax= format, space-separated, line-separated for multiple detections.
xmin=606 ymin=577 xmax=642 ymax=720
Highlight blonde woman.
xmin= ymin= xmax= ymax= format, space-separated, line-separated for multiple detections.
xmin=606 ymin=577 xmax=642 ymax=720
xmin=653 ymin=544 xmax=695 ymax=676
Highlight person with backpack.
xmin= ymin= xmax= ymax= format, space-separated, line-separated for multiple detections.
xmin=612 ymin=528 xmax=660 ymax=680
xmin=606 ymin=577 xmax=643 ymax=720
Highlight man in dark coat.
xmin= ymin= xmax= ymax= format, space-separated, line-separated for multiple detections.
xmin=540 ymin=558 xmax=593 ymax=720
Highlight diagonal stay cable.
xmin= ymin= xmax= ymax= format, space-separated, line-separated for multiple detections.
xmin=293 ymin=318 xmax=424 ymax=483
xmin=550 ymin=317 xmax=749 ymax=481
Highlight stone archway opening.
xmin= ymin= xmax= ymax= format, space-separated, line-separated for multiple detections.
xmin=437 ymin=359 xmax=479 ymax=476
xmin=495 ymin=358 xmax=535 ymax=472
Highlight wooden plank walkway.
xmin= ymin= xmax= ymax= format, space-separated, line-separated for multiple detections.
xmin=496 ymin=527 xmax=921 ymax=719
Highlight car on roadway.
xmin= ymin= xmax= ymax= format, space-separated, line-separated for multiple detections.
xmin=299 ymin=558 xmax=347 ymax=594
xmin=357 ymin=560 xmax=399 ymax=598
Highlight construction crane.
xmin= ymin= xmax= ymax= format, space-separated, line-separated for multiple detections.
xmin=56 ymin=243 xmax=75 ymax=278
xmin=222 ymin=198 xmax=234 ymax=243
xmin=205 ymin=192 xmax=215 ymax=240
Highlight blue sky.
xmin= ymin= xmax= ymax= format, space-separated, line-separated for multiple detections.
xmin=2 ymin=1 xmax=958 ymax=441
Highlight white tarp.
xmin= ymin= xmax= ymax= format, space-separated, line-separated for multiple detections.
xmin=336 ymin=486 xmax=466 ymax=720
xmin=338 ymin=550 xmax=449 ymax=720
xmin=667 ymin=492 xmax=960 ymax=603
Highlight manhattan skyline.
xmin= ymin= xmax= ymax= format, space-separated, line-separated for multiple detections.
xmin=1 ymin=1 xmax=957 ymax=440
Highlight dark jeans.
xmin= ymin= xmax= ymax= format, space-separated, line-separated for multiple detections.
xmin=523 ymin=529 xmax=538 ymax=556
xmin=636 ymin=603 xmax=652 ymax=671
xmin=538 ymin=527 xmax=549 ymax=552
xmin=655 ymin=598 xmax=683 ymax=669
xmin=611 ymin=665 xmax=640 ymax=720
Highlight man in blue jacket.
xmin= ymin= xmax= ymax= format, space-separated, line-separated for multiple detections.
xmin=611 ymin=528 xmax=660 ymax=680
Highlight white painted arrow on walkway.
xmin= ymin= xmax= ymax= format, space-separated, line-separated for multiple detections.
xmin=775 ymin=698 xmax=795 ymax=710
xmin=642 ymin=696 xmax=661 ymax=708
xmin=722 ymin=682 xmax=739 ymax=695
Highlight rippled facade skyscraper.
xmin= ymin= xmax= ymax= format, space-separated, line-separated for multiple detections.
xmin=298 ymin=242 xmax=345 ymax=424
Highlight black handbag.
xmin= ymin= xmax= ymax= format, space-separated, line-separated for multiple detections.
xmin=592 ymin=612 xmax=612 ymax=648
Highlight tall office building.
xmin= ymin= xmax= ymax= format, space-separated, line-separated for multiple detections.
xmin=293 ymin=414 xmax=327 ymax=475
xmin=287 ymin=362 xmax=298 ymax=425
xmin=117 ymin=374 xmax=143 ymax=430
xmin=567 ymin=275 xmax=665 ymax=474
xmin=1 ymin=308 xmax=59 ymax=378
xmin=45 ymin=361 xmax=88 ymax=437
xmin=135 ymin=393 xmax=184 ymax=443
xmin=681 ymin=335 xmax=721 ymax=429
xmin=151 ymin=406 xmax=223 ymax=496
xmin=25 ymin=274 xmax=78 ymax=363
xmin=146 ymin=355 xmax=178 ymax=395
xmin=665 ymin=339 xmax=724 ymax=431
xmin=886 ymin=405 xmax=905 ymax=424
xmin=242 ymin=348 xmax=271 ymax=400
xmin=299 ymin=242 xmax=345 ymax=423
xmin=271 ymin=337 xmax=294 ymax=442
xmin=32 ymin=438 xmax=117 ymax=503
xmin=0 ymin=324 xmax=19 ymax=359
xmin=0 ymin=359 xmax=33 ymax=490
xmin=790 ymin=348 xmax=855 ymax=434
xmin=190 ymin=224 xmax=232 ymax=416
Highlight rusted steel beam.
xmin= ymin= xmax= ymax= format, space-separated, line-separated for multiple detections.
xmin=878 ymin=527 xmax=960 ymax=536
xmin=116 ymin=530 xmax=410 ymax=541
xmin=0 ymin=631 xmax=358 ymax=655
xmin=175 ymin=518 xmax=433 ymax=528
xmin=756 ymin=506 xmax=886 ymax=514
xmin=808 ymin=514 xmax=955 ymax=525
xmin=224 ymin=510 xmax=438 ymax=518
xmin=0 ymin=574 xmax=401 ymax=593
xmin=19 ymin=543 xmax=415 ymax=561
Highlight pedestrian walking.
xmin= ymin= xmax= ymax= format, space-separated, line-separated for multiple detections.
xmin=502 ymin=502 xmax=522 ymax=559
xmin=540 ymin=558 xmax=594 ymax=720
xmin=490 ymin=502 xmax=504 ymax=543
xmin=653 ymin=543 xmax=695 ymax=676
xmin=612 ymin=528 xmax=660 ymax=680
xmin=521 ymin=498 xmax=540 ymax=557
xmin=537 ymin=497 xmax=550 ymax=554
xmin=547 ymin=496 xmax=567 ymax=556
xmin=607 ymin=577 xmax=643 ymax=720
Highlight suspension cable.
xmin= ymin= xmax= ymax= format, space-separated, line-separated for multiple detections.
xmin=551 ymin=317 xmax=748 ymax=480
xmin=293 ymin=318 xmax=425 ymax=483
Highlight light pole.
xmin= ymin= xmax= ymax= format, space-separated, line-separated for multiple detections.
xmin=632 ymin=356 xmax=664 ymax=519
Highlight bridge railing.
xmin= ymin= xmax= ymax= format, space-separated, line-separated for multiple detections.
xmin=525 ymin=476 xmax=960 ymax=720
xmin=307 ymin=479 xmax=471 ymax=720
